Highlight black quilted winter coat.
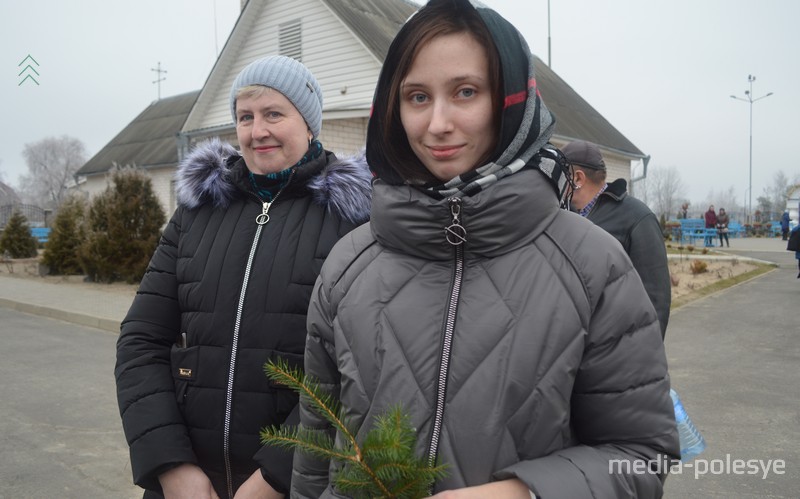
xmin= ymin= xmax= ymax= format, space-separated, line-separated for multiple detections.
xmin=115 ymin=139 xmax=371 ymax=498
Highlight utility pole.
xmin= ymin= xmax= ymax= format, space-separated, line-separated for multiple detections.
xmin=151 ymin=62 xmax=167 ymax=100
xmin=547 ymin=0 xmax=552 ymax=67
xmin=730 ymin=75 xmax=773 ymax=224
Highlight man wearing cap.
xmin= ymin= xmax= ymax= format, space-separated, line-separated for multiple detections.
xmin=562 ymin=140 xmax=671 ymax=339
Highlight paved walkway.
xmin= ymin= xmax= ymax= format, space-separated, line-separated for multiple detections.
xmin=0 ymin=236 xmax=797 ymax=496
xmin=663 ymin=237 xmax=798 ymax=498
xmin=0 ymin=236 xmax=794 ymax=334
xmin=0 ymin=275 xmax=134 ymax=333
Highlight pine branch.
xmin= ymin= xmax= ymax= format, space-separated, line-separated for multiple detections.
xmin=264 ymin=359 xmax=359 ymax=454
xmin=262 ymin=360 xmax=448 ymax=498
xmin=260 ymin=425 xmax=353 ymax=463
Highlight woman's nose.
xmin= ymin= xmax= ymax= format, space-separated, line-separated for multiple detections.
xmin=252 ymin=116 xmax=271 ymax=140
xmin=428 ymin=101 xmax=454 ymax=135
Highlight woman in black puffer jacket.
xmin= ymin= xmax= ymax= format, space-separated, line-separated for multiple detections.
xmin=115 ymin=56 xmax=371 ymax=499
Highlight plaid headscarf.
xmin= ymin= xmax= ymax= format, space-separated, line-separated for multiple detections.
xmin=366 ymin=0 xmax=569 ymax=203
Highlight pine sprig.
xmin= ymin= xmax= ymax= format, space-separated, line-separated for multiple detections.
xmin=261 ymin=359 xmax=448 ymax=498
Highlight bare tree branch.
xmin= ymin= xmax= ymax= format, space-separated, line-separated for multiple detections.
xmin=646 ymin=165 xmax=685 ymax=221
xmin=19 ymin=136 xmax=87 ymax=209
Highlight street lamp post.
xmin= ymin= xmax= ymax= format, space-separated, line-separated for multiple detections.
xmin=731 ymin=75 xmax=773 ymax=224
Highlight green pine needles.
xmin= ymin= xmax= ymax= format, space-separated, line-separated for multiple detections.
xmin=261 ymin=359 xmax=448 ymax=498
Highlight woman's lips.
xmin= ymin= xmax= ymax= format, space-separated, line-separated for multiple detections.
xmin=428 ymin=145 xmax=462 ymax=160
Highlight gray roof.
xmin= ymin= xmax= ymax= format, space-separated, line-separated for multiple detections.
xmin=535 ymin=56 xmax=643 ymax=157
xmin=77 ymin=91 xmax=200 ymax=176
xmin=0 ymin=181 xmax=21 ymax=205
xmin=324 ymin=0 xmax=642 ymax=158
xmin=322 ymin=0 xmax=417 ymax=61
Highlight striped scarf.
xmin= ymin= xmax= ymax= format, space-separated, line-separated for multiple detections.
xmin=367 ymin=0 xmax=570 ymax=204
xmin=248 ymin=140 xmax=323 ymax=201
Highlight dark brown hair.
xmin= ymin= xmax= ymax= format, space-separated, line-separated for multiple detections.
xmin=368 ymin=1 xmax=503 ymax=183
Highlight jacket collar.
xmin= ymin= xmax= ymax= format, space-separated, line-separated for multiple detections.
xmin=175 ymin=138 xmax=372 ymax=224
xmin=601 ymin=178 xmax=628 ymax=202
xmin=370 ymin=169 xmax=559 ymax=261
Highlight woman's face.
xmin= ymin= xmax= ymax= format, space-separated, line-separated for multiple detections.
xmin=399 ymin=32 xmax=494 ymax=182
xmin=235 ymin=88 xmax=312 ymax=175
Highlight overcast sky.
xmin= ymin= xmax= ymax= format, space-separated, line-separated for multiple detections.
xmin=2 ymin=0 xmax=798 ymax=212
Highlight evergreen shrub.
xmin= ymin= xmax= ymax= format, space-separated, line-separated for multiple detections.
xmin=41 ymin=195 xmax=87 ymax=274
xmin=0 ymin=210 xmax=38 ymax=259
xmin=78 ymin=168 xmax=165 ymax=283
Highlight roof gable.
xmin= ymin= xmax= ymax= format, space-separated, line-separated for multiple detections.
xmin=77 ymin=91 xmax=199 ymax=176
xmin=321 ymin=0 xmax=417 ymax=61
xmin=184 ymin=0 xmax=399 ymax=134
xmin=535 ymin=56 xmax=643 ymax=157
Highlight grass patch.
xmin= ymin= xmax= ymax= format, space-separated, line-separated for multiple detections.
xmin=670 ymin=262 xmax=777 ymax=310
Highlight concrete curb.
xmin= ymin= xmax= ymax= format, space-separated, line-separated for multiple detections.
xmin=0 ymin=297 xmax=121 ymax=334
xmin=667 ymin=254 xmax=777 ymax=265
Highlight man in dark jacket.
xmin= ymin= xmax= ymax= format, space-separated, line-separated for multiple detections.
xmin=563 ymin=140 xmax=671 ymax=338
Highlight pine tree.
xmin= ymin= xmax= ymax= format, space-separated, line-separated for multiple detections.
xmin=0 ymin=210 xmax=38 ymax=259
xmin=261 ymin=359 xmax=448 ymax=498
xmin=41 ymin=195 xmax=87 ymax=274
xmin=78 ymin=167 xmax=166 ymax=283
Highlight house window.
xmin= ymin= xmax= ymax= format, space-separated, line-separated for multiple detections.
xmin=279 ymin=20 xmax=302 ymax=61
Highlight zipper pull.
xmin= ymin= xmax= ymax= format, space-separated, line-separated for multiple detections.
xmin=255 ymin=201 xmax=272 ymax=225
xmin=444 ymin=197 xmax=466 ymax=246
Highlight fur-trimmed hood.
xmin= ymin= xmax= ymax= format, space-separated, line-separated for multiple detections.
xmin=174 ymin=138 xmax=372 ymax=224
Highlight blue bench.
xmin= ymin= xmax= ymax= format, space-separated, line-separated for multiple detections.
xmin=30 ymin=227 xmax=51 ymax=244
xmin=677 ymin=220 xmax=717 ymax=247
xmin=767 ymin=221 xmax=783 ymax=237
xmin=727 ymin=221 xmax=743 ymax=238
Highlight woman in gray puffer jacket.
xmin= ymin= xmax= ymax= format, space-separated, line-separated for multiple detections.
xmin=291 ymin=1 xmax=679 ymax=498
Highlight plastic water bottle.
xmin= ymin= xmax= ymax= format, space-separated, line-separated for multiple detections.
xmin=670 ymin=389 xmax=707 ymax=462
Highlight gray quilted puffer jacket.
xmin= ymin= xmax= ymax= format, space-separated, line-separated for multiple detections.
xmin=292 ymin=170 xmax=679 ymax=498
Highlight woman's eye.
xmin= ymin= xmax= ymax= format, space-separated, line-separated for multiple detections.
xmin=459 ymin=88 xmax=476 ymax=98
xmin=238 ymin=114 xmax=253 ymax=123
xmin=410 ymin=93 xmax=428 ymax=104
xmin=267 ymin=111 xmax=282 ymax=119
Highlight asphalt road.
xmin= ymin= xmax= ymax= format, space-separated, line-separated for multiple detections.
xmin=663 ymin=248 xmax=799 ymax=498
xmin=0 ymin=240 xmax=796 ymax=498
xmin=0 ymin=308 xmax=140 ymax=499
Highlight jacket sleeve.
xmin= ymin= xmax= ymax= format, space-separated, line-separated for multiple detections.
xmin=115 ymin=208 xmax=196 ymax=490
xmin=290 ymin=275 xmax=341 ymax=498
xmin=494 ymin=255 xmax=680 ymax=498
xmin=627 ymin=213 xmax=671 ymax=338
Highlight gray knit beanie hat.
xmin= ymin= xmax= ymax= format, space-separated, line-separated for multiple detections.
xmin=230 ymin=55 xmax=323 ymax=138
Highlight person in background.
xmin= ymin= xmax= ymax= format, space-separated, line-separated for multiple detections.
xmin=563 ymin=140 xmax=671 ymax=338
xmin=704 ymin=205 xmax=718 ymax=247
xmin=787 ymin=223 xmax=800 ymax=278
xmin=115 ymin=56 xmax=372 ymax=499
xmin=704 ymin=205 xmax=717 ymax=229
xmin=716 ymin=207 xmax=730 ymax=248
xmin=780 ymin=211 xmax=791 ymax=240
xmin=677 ymin=202 xmax=689 ymax=219
xmin=290 ymin=1 xmax=678 ymax=497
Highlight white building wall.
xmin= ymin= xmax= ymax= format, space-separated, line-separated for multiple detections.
xmin=148 ymin=167 xmax=176 ymax=217
xmin=318 ymin=118 xmax=368 ymax=155
xmin=185 ymin=0 xmax=380 ymax=134
xmin=73 ymin=166 xmax=174 ymax=221
xmin=787 ymin=185 xmax=800 ymax=225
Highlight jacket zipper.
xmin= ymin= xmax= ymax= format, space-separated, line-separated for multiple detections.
xmin=222 ymin=172 xmax=294 ymax=499
xmin=428 ymin=197 xmax=466 ymax=478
